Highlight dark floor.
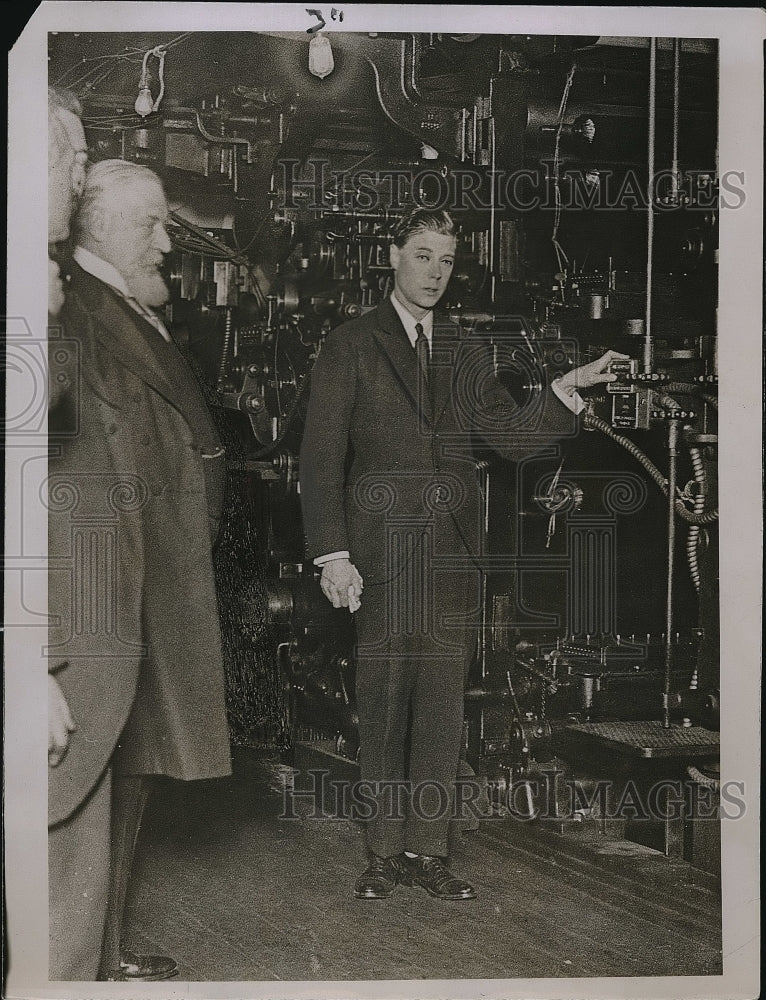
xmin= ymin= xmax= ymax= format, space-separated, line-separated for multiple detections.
xmin=122 ymin=752 xmax=723 ymax=982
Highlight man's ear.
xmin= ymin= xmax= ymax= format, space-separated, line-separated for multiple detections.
xmin=86 ymin=205 xmax=111 ymax=244
xmin=389 ymin=243 xmax=399 ymax=271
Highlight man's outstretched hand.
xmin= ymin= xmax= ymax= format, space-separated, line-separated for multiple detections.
xmin=555 ymin=350 xmax=630 ymax=396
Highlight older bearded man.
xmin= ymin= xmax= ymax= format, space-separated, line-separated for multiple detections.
xmin=52 ymin=159 xmax=231 ymax=979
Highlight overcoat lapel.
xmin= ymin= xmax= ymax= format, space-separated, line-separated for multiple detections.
xmin=69 ymin=264 xmax=200 ymax=431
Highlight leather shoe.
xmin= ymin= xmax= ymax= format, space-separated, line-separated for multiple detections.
xmin=401 ymin=854 xmax=476 ymax=900
xmin=354 ymin=854 xmax=404 ymax=899
xmin=106 ymin=950 xmax=179 ymax=982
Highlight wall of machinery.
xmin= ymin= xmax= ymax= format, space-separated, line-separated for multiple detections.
xmin=51 ymin=31 xmax=721 ymax=865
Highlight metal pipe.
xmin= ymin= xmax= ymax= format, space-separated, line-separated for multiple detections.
xmin=194 ymin=110 xmax=252 ymax=162
xmin=488 ymin=85 xmax=498 ymax=303
xmin=671 ymin=38 xmax=681 ymax=202
xmin=643 ymin=38 xmax=657 ymax=374
xmin=479 ymin=462 xmax=491 ymax=679
xmin=663 ymin=418 xmax=680 ymax=727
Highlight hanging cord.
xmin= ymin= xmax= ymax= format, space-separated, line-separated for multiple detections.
xmin=138 ymin=45 xmax=167 ymax=112
xmin=550 ymin=65 xmax=577 ymax=276
xmin=152 ymin=48 xmax=166 ymax=112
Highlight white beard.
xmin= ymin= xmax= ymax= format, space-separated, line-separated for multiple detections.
xmin=127 ymin=267 xmax=169 ymax=308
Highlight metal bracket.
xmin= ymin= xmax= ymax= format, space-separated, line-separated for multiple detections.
xmin=362 ymin=36 xmax=472 ymax=160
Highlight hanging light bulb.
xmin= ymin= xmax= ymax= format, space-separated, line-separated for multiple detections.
xmin=308 ymin=33 xmax=334 ymax=80
xmin=134 ymin=45 xmax=167 ymax=117
xmin=134 ymin=84 xmax=154 ymax=117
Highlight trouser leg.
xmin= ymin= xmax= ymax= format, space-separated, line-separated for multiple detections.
xmin=49 ymin=767 xmax=112 ymax=980
xmin=355 ymin=652 xmax=413 ymax=858
xmin=405 ymin=653 xmax=467 ymax=856
xmin=98 ymin=774 xmax=152 ymax=978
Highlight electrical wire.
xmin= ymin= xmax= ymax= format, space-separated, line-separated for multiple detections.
xmin=248 ymin=365 xmax=311 ymax=460
xmin=551 ymin=64 xmax=576 ymax=275
xmin=53 ymin=53 xmax=141 ymax=88
xmin=55 ymin=32 xmax=193 ymax=104
xmin=168 ymin=214 xmax=269 ymax=310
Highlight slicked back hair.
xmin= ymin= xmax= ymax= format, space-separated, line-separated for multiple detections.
xmin=390 ymin=208 xmax=457 ymax=249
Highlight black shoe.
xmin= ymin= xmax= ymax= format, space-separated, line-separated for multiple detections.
xmin=354 ymin=854 xmax=404 ymax=899
xmin=401 ymin=855 xmax=476 ymax=900
xmin=106 ymin=950 xmax=179 ymax=982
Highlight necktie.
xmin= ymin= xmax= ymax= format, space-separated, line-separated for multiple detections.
xmin=415 ymin=322 xmax=430 ymax=383
xmin=124 ymin=294 xmax=171 ymax=342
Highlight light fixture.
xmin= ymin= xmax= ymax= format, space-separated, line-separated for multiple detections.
xmin=572 ymin=115 xmax=596 ymax=143
xmin=135 ymin=45 xmax=167 ymax=117
xmin=308 ymin=33 xmax=334 ymax=80
xmin=583 ymin=167 xmax=601 ymax=188
xmin=541 ymin=115 xmax=596 ymax=144
xmin=134 ymin=85 xmax=154 ymax=117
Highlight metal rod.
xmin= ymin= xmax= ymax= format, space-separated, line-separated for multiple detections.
xmin=671 ymin=38 xmax=681 ymax=202
xmin=663 ymin=418 xmax=680 ymax=728
xmin=488 ymin=86 xmax=498 ymax=303
xmin=480 ymin=463 xmax=491 ymax=679
xmin=643 ymin=38 xmax=657 ymax=374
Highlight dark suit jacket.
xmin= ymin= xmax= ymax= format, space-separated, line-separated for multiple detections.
xmin=49 ymin=263 xmax=231 ymax=826
xmin=299 ymin=296 xmax=577 ymax=591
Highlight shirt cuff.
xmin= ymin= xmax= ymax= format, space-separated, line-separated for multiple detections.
xmin=551 ymin=378 xmax=586 ymax=415
xmin=314 ymin=551 xmax=350 ymax=567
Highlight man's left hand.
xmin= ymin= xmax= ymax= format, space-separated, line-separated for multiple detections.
xmin=556 ymin=350 xmax=630 ymax=395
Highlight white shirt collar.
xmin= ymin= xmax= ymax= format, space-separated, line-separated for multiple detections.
xmin=73 ymin=245 xmax=131 ymax=299
xmin=72 ymin=244 xmax=171 ymax=342
xmin=390 ymin=292 xmax=433 ymax=347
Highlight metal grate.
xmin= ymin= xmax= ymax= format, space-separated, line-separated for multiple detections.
xmin=564 ymin=721 xmax=720 ymax=759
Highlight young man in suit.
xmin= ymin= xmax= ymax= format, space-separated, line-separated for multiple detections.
xmin=300 ymin=208 xmax=625 ymax=900
xmin=50 ymin=158 xmax=231 ymax=979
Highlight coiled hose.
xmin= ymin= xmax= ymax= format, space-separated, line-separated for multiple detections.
xmin=685 ymin=447 xmax=707 ymax=592
xmin=582 ymin=411 xmax=718 ymax=527
xmin=665 ymin=382 xmax=718 ymax=411
xmin=686 ymin=764 xmax=720 ymax=792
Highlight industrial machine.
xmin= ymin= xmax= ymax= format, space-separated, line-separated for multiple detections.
xmin=50 ymin=30 xmax=721 ymax=868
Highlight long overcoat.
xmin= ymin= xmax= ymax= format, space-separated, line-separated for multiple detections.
xmin=49 ymin=263 xmax=231 ymax=827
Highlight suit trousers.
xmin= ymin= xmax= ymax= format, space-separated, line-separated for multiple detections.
xmin=49 ymin=767 xmax=112 ymax=980
xmin=98 ymin=775 xmax=153 ymax=977
xmin=354 ymin=530 xmax=478 ymax=859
